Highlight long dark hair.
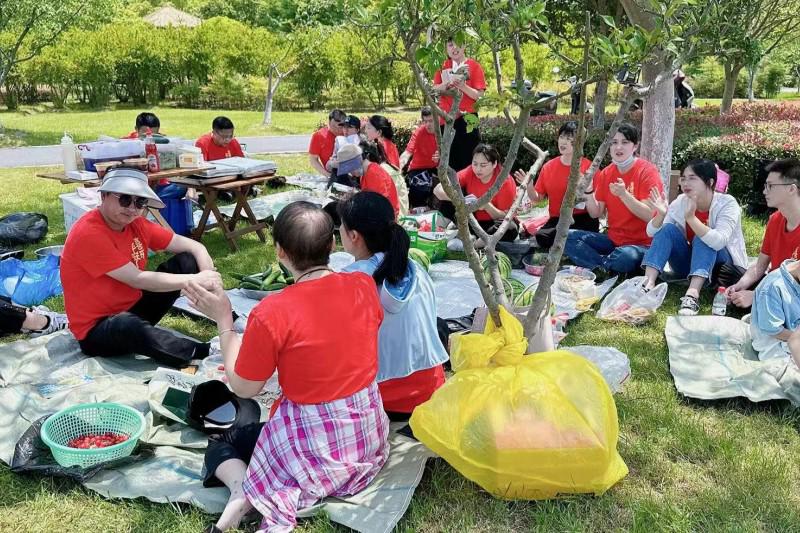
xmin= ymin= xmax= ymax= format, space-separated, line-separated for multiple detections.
xmin=338 ymin=191 xmax=409 ymax=286
xmin=368 ymin=115 xmax=394 ymax=141
xmin=684 ymin=158 xmax=717 ymax=190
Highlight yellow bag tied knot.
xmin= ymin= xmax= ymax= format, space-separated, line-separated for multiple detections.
xmin=450 ymin=306 xmax=528 ymax=372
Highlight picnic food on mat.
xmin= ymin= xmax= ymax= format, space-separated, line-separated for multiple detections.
xmin=555 ymin=267 xmax=596 ymax=296
xmin=67 ymin=432 xmax=129 ymax=449
xmin=233 ymin=263 xmax=294 ymax=291
xmin=599 ymin=302 xmax=655 ymax=324
xmin=408 ymin=248 xmax=431 ymax=271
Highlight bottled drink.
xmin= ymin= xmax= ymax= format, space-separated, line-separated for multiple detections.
xmin=712 ymin=287 xmax=727 ymax=316
xmin=61 ymin=132 xmax=77 ymax=172
xmin=144 ymin=128 xmax=160 ymax=173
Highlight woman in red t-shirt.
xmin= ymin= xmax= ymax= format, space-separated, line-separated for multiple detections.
xmin=184 ymin=202 xmax=389 ymax=532
xmin=433 ymin=143 xmax=519 ymax=242
xmin=365 ymin=115 xmax=400 ymax=169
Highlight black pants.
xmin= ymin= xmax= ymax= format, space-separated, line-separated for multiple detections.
xmin=203 ymin=422 xmax=265 ymax=487
xmin=439 ymin=201 xmax=519 ymax=242
xmin=534 ymin=213 xmax=600 ymax=249
xmin=0 ymin=296 xmax=26 ymax=335
xmin=442 ymin=116 xmax=481 ymax=172
xmin=79 ymin=252 xmax=209 ymax=368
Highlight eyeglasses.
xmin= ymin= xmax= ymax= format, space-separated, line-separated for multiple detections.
xmin=763 ymin=182 xmax=796 ymax=192
xmin=112 ymin=193 xmax=148 ymax=209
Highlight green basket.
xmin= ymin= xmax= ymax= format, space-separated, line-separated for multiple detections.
xmin=40 ymin=402 xmax=145 ymax=468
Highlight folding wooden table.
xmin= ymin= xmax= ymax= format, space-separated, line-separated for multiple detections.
xmin=168 ymin=173 xmax=282 ymax=251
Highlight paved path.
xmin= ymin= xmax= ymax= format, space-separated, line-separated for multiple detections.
xmin=0 ymin=134 xmax=311 ymax=168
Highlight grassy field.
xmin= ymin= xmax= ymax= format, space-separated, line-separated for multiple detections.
xmin=0 ymin=106 xmax=422 ymax=148
xmin=1 ymin=157 xmax=800 ymax=532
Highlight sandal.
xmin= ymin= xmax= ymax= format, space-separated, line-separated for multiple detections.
xmin=678 ymin=295 xmax=700 ymax=316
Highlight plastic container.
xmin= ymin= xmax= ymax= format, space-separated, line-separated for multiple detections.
xmin=40 ymin=402 xmax=145 ymax=468
xmin=123 ymin=158 xmax=149 ymax=171
xmin=145 ymin=130 xmax=160 ymax=173
xmin=160 ymin=198 xmax=193 ymax=236
xmin=522 ymin=252 xmax=548 ymax=276
xmin=61 ymin=133 xmax=78 ymax=172
xmin=156 ymin=144 xmax=178 ymax=170
xmin=712 ymin=287 xmax=727 ymax=316
xmin=34 ymin=245 xmax=65 ymax=259
xmin=94 ymin=161 xmax=121 ymax=179
xmin=177 ymin=146 xmax=202 ymax=168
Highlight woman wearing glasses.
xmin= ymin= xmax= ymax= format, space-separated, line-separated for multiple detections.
xmin=639 ymin=159 xmax=747 ymax=315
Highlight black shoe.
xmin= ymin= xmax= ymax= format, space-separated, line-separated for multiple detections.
xmin=203 ymin=525 xmax=222 ymax=533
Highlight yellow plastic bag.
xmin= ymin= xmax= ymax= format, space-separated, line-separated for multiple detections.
xmin=410 ymin=350 xmax=628 ymax=500
xmin=449 ymin=306 xmax=528 ymax=372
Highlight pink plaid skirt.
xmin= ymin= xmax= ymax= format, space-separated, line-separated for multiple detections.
xmin=243 ymin=382 xmax=390 ymax=533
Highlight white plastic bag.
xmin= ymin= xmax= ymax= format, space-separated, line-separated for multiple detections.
xmin=598 ymin=276 xmax=667 ymax=325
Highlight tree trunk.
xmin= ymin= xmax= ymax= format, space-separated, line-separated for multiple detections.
xmin=721 ymin=61 xmax=742 ymax=114
xmin=747 ymin=62 xmax=758 ymax=101
xmin=592 ymin=76 xmax=608 ymax=130
xmin=263 ymin=68 xmax=275 ymax=126
xmin=639 ymin=57 xmax=676 ymax=187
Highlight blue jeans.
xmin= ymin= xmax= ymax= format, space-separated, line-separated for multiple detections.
xmin=564 ymin=230 xmax=648 ymax=273
xmin=641 ymin=223 xmax=731 ymax=280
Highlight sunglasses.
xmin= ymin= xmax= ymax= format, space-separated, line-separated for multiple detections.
xmin=112 ymin=193 xmax=148 ymax=209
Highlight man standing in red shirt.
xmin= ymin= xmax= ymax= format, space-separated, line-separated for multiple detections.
xmin=401 ymin=107 xmax=440 ymax=208
xmin=564 ymin=123 xmax=664 ymax=274
xmin=432 ymin=39 xmax=486 ymax=172
xmin=195 ymin=116 xmax=245 ymax=162
xmin=726 ymin=159 xmax=800 ymax=309
xmin=308 ymin=109 xmax=348 ymax=177
xmin=60 ymin=169 xmax=222 ymax=367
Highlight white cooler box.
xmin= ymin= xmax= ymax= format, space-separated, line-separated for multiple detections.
xmin=60 ymin=191 xmax=156 ymax=233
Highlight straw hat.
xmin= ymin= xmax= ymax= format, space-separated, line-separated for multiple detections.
xmin=98 ymin=169 xmax=165 ymax=209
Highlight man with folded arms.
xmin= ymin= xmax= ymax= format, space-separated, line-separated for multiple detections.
xmin=61 ymin=169 xmax=221 ymax=367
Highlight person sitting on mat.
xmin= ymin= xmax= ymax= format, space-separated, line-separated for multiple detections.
xmin=0 ymin=298 xmax=67 ymax=338
xmin=750 ymin=259 xmax=800 ymax=361
xmin=434 ymin=143 xmax=518 ymax=243
xmin=639 ymin=159 xmax=747 ymax=315
xmin=401 ymin=107 xmax=440 ymax=209
xmin=183 ymin=201 xmax=389 ymax=533
xmin=726 ymin=158 xmax=800 ymax=310
xmin=337 ymin=141 xmax=401 ymax=216
xmin=60 ymin=169 xmax=221 ymax=368
xmin=516 ymin=121 xmax=598 ymax=249
xmin=339 ymin=192 xmax=448 ymax=419
xmin=564 ymin=123 xmax=663 ymax=275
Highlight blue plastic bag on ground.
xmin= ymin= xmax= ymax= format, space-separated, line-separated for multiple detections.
xmin=0 ymin=255 xmax=62 ymax=306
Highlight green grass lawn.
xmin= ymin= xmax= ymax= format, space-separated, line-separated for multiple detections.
xmin=0 ymin=106 xmax=422 ymax=148
xmin=1 ymin=159 xmax=799 ymax=532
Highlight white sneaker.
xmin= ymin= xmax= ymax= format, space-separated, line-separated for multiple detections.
xmin=28 ymin=309 xmax=69 ymax=337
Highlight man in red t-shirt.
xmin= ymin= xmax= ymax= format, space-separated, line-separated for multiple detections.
xmin=308 ymin=109 xmax=348 ymax=178
xmin=726 ymin=159 xmax=800 ymax=309
xmin=518 ymin=121 xmax=598 ymax=249
xmin=564 ymin=123 xmax=664 ymax=274
xmin=195 ymin=116 xmax=245 ymax=162
xmin=60 ymin=169 xmax=222 ymax=367
xmin=401 ymin=107 xmax=441 ymax=208
xmin=123 ymin=112 xmax=161 ymax=139
xmin=433 ymin=143 xmax=518 ymax=242
xmin=432 ymin=40 xmax=486 ymax=171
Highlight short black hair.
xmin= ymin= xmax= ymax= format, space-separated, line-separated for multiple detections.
xmin=616 ymin=123 xmax=640 ymax=145
xmin=329 ymin=109 xmax=347 ymax=122
xmin=765 ymin=158 xmax=800 ymax=187
xmin=272 ymin=202 xmax=334 ymax=271
xmin=212 ymin=116 xmax=234 ymax=131
xmin=420 ymin=106 xmax=432 ymax=118
xmin=359 ymin=139 xmax=386 ymax=164
xmin=135 ymin=112 xmax=160 ymax=130
xmin=472 ymin=143 xmax=500 ymax=165
xmin=558 ymin=121 xmax=580 ymax=138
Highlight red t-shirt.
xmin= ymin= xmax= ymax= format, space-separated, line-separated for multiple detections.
xmin=60 ymin=210 xmax=174 ymax=340
xmin=534 ymin=157 xmax=593 ymax=218
xmin=235 ymin=273 xmax=383 ymax=404
xmin=308 ymin=126 xmax=337 ymax=168
xmin=434 ymin=58 xmax=487 ymax=117
xmin=595 ymin=158 xmax=663 ymax=246
xmin=458 ymin=165 xmax=517 ymax=221
xmin=195 ymin=133 xmax=244 ymax=161
xmin=123 ymin=131 xmax=140 ymax=139
xmin=361 ymin=162 xmax=400 ymax=216
xmin=380 ymin=138 xmax=400 ymax=168
xmin=379 ymin=365 xmax=445 ymax=413
xmin=406 ymin=125 xmax=438 ymax=170
xmin=761 ymin=211 xmax=800 ymax=268
xmin=686 ymin=210 xmax=709 ymax=244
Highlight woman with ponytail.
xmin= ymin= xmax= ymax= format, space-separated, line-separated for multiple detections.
xmin=339 ymin=192 xmax=448 ymax=418
xmin=365 ymin=115 xmax=400 ymax=168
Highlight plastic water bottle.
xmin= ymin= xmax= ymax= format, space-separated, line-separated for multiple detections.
xmin=61 ymin=132 xmax=77 ymax=172
xmin=145 ymin=128 xmax=160 ymax=173
xmin=712 ymin=287 xmax=727 ymax=316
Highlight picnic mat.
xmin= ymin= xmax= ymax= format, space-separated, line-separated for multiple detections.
xmin=665 ymin=316 xmax=800 ymax=406
xmin=0 ymin=332 xmax=434 ymax=533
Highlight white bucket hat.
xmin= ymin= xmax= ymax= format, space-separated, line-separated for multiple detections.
xmin=98 ymin=168 xmax=164 ymax=209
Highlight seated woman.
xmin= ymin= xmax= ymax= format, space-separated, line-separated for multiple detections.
xmin=365 ymin=115 xmax=400 ymax=168
xmin=640 ymin=159 xmax=747 ymax=315
xmin=184 ymin=202 xmax=389 ymax=532
xmin=751 ymin=259 xmax=800 ymax=360
xmin=434 ymin=143 xmax=518 ymax=242
xmin=516 ymin=121 xmax=599 ymax=249
xmin=335 ymin=141 xmax=401 ymax=217
xmin=339 ymin=192 xmax=448 ymax=419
